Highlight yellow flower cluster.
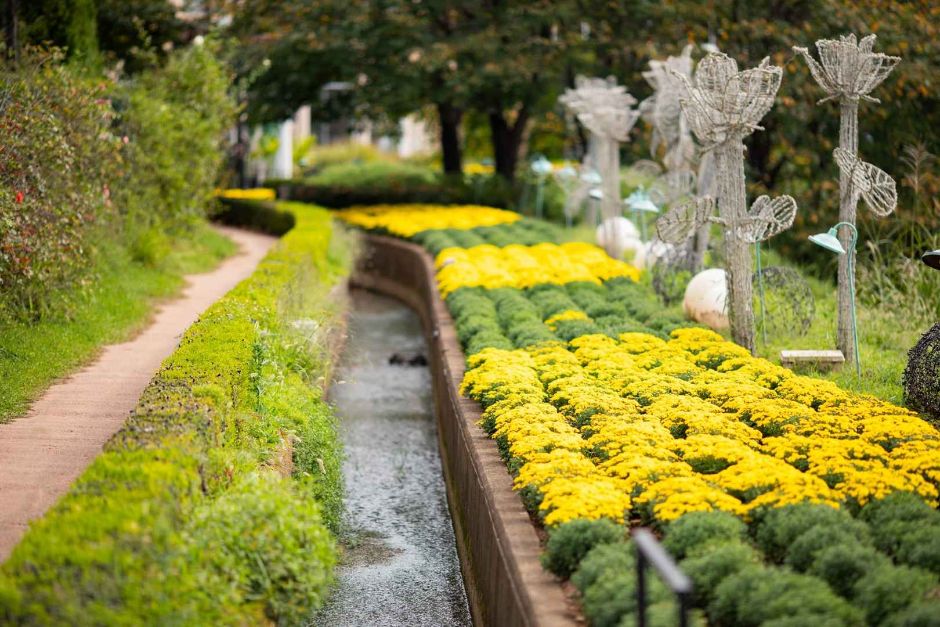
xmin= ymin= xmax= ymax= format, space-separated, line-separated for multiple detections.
xmin=435 ymin=243 xmax=641 ymax=297
xmin=336 ymin=204 xmax=520 ymax=237
xmin=544 ymin=309 xmax=590 ymax=330
xmin=217 ymin=188 xmax=276 ymax=201
xmin=462 ymin=327 xmax=940 ymax=525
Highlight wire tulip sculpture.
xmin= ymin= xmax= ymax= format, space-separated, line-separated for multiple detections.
xmin=794 ymin=33 xmax=900 ymax=366
xmin=560 ymin=76 xmax=641 ymax=257
xmin=656 ymin=52 xmax=796 ymax=353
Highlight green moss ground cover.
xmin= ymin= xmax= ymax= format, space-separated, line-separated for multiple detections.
xmin=0 ymin=222 xmax=236 ymax=423
xmin=0 ymin=203 xmax=351 ymax=625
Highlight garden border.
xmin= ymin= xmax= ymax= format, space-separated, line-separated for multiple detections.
xmin=350 ymin=233 xmax=578 ymax=627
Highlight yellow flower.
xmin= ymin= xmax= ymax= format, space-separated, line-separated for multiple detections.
xmin=337 ymin=204 xmax=521 ymax=237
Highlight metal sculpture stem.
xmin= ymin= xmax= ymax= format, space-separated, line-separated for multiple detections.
xmin=717 ymin=141 xmax=756 ymax=353
xmin=837 ymin=100 xmax=859 ymax=366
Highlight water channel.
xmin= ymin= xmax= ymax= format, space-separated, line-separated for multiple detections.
xmin=313 ymin=289 xmax=472 ymax=626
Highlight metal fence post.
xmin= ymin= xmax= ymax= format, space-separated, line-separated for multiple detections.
xmin=632 ymin=528 xmax=694 ymax=627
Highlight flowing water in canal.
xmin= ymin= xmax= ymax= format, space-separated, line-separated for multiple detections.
xmin=313 ymin=290 xmax=472 ymax=626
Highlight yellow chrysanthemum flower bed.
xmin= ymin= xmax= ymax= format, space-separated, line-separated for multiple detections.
xmin=435 ymin=242 xmax=641 ymax=297
xmin=217 ymin=187 xmax=276 ymax=201
xmin=336 ymin=204 xmax=521 ymax=237
xmin=462 ymin=327 xmax=940 ymax=526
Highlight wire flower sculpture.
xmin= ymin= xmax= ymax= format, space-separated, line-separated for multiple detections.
xmin=560 ymin=76 xmax=641 ymax=256
xmin=656 ymin=52 xmax=795 ymax=353
xmin=794 ymin=33 xmax=900 ymax=365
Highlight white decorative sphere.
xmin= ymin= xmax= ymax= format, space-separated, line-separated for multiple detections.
xmin=683 ymin=269 xmax=729 ymax=330
xmin=596 ymin=217 xmax=640 ymax=259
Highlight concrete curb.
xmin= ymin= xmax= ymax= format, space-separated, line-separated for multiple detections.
xmin=350 ymin=234 xmax=580 ymax=627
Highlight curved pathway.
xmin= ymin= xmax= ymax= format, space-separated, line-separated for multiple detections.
xmin=0 ymin=226 xmax=276 ymax=561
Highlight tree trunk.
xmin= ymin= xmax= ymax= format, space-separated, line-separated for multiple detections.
xmin=436 ymin=101 xmax=463 ymax=175
xmin=837 ymin=100 xmax=859 ymax=366
xmin=717 ymin=140 xmax=755 ymax=354
xmin=489 ymin=106 xmax=529 ymax=182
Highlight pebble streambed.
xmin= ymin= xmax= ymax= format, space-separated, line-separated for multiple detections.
xmin=313 ymin=290 xmax=472 ymax=626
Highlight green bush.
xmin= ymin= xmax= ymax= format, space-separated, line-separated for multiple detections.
xmin=116 ymin=40 xmax=237 ymax=230
xmin=852 ymin=563 xmax=938 ymax=625
xmin=662 ymin=511 xmax=748 ymax=560
xmin=679 ymin=540 xmax=762 ymax=606
xmin=709 ymin=566 xmax=865 ymax=627
xmin=572 ymin=542 xmax=635 ymax=593
xmin=541 ymin=519 xmax=625 ymax=579
xmin=884 ymin=601 xmax=940 ymax=627
xmin=783 ymin=523 xmax=872 ymax=572
xmin=754 ymin=503 xmax=864 ymax=562
xmin=860 ymin=492 xmax=940 ymax=573
xmin=0 ymin=48 xmax=120 ymax=316
xmin=0 ymin=203 xmax=347 ymax=624
xmin=807 ymin=543 xmax=890 ymax=598
xmin=215 ymin=198 xmax=297 ymax=235
xmin=306 ymin=160 xmax=437 ymax=187
xmin=188 ymin=473 xmax=336 ymax=624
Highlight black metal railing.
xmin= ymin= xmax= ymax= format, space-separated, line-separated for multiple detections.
xmin=632 ymin=527 xmax=694 ymax=627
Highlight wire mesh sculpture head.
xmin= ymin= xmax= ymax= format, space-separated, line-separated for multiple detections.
xmin=793 ymin=34 xmax=900 ymax=105
xmin=641 ymin=44 xmax=696 ymax=171
xmin=674 ymin=52 xmax=782 ymax=148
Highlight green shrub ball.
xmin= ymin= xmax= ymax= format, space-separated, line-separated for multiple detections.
xmin=541 ymin=518 xmax=624 ymax=579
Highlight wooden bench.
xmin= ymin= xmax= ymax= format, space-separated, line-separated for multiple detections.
xmin=780 ymin=349 xmax=845 ymax=372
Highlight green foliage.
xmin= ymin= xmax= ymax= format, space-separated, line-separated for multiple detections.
xmin=679 ymin=541 xmax=763 ymax=607
xmin=0 ymin=204 xmax=348 ymax=624
xmin=884 ymin=601 xmax=940 ymax=627
xmin=306 ymin=160 xmax=437 ymax=187
xmin=860 ymin=492 xmax=940 ymax=574
xmin=541 ymin=519 xmax=625 ymax=579
xmin=0 ymin=49 xmax=120 ymax=316
xmin=783 ymin=522 xmax=872 ymax=572
xmin=754 ymin=503 xmax=862 ymax=562
xmin=215 ymin=198 xmax=298 ymax=236
xmin=20 ymin=0 xmax=100 ymax=64
xmin=852 ymin=563 xmax=938 ymax=626
xmin=709 ymin=566 xmax=865 ymax=627
xmin=662 ymin=511 xmax=748 ymax=561
xmin=188 ymin=474 xmax=337 ymax=624
xmin=116 ymin=40 xmax=237 ymax=230
xmin=807 ymin=543 xmax=889 ymax=598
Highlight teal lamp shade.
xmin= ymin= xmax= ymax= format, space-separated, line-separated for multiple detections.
xmin=923 ymin=250 xmax=940 ymax=270
xmin=557 ymin=165 xmax=577 ymax=181
xmin=625 ymin=190 xmax=659 ymax=213
xmin=531 ymin=156 xmax=553 ymax=176
xmin=589 ymin=188 xmax=603 ymax=200
xmin=809 ymin=227 xmax=846 ymax=255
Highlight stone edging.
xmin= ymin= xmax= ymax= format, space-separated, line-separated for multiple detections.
xmin=350 ymin=234 xmax=579 ymax=627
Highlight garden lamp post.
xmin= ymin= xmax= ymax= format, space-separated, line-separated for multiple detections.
xmin=922 ymin=250 xmax=940 ymax=271
xmin=625 ymin=188 xmax=659 ymax=241
xmin=531 ymin=156 xmax=554 ymax=219
xmin=809 ymin=222 xmax=861 ymax=377
xmin=555 ymin=164 xmax=579 ymax=227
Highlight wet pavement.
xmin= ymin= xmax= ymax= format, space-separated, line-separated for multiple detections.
xmin=313 ymin=290 xmax=472 ymax=627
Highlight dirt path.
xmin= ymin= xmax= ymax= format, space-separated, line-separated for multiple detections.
xmin=0 ymin=226 xmax=276 ymax=561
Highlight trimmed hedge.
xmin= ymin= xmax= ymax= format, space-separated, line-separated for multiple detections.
xmin=0 ymin=202 xmax=349 ymax=625
xmin=215 ymin=197 xmax=296 ymax=235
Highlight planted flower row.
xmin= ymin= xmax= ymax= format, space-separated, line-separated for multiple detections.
xmin=338 ymin=204 xmax=940 ymax=625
